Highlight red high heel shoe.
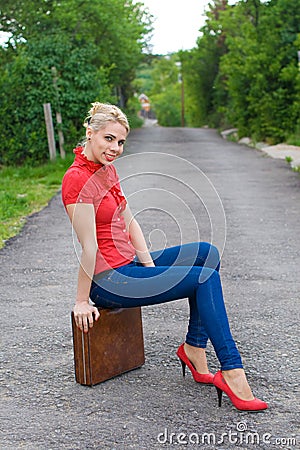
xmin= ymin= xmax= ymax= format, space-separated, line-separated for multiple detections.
xmin=176 ymin=343 xmax=214 ymax=384
xmin=213 ymin=370 xmax=268 ymax=411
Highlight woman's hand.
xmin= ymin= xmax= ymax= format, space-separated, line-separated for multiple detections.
xmin=73 ymin=302 xmax=100 ymax=333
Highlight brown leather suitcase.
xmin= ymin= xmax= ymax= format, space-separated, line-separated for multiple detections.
xmin=71 ymin=307 xmax=145 ymax=386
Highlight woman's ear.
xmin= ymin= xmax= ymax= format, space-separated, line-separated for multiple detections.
xmin=86 ymin=126 xmax=92 ymax=141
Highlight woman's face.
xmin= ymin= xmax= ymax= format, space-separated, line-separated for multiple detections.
xmin=86 ymin=121 xmax=128 ymax=165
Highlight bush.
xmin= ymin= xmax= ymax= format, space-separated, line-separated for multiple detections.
xmin=0 ymin=37 xmax=113 ymax=165
xmin=152 ymin=85 xmax=181 ymax=127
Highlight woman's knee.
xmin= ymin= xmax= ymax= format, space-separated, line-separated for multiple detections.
xmin=200 ymin=242 xmax=220 ymax=271
xmin=198 ymin=266 xmax=220 ymax=285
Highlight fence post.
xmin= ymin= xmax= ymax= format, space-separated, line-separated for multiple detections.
xmin=51 ymin=66 xmax=65 ymax=159
xmin=43 ymin=103 xmax=56 ymax=161
xmin=55 ymin=111 xmax=65 ymax=159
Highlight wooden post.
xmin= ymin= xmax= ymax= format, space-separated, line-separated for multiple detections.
xmin=43 ymin=103 xmax=56 ymax=161
xmin=51 ymin=66 xmax=65 ymax=159
xmin=175 ymin=61 xmax=185 ymax=127
xmin=56 ymin=111 xmax=65 ymax=159
xmin=181 ymin=75 xmax=185 ymax=127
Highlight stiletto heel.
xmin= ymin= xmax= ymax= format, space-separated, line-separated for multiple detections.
xmin=180 ymin=359 xmax=186 ymax=377
xmin=213 ymin=371 xmax=268 ymax=411
xmin=216 ymin=386 xmax=223 ymax=407
xmin=176 ymin=343 xmax=214 ymax=384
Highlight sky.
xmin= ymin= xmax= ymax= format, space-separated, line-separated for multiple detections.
xmin=137 ymin=0 xmax=220 ymax=54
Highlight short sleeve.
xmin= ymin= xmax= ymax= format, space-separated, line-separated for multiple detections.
xmin=61 ymin=169 xmax=94 ymax=206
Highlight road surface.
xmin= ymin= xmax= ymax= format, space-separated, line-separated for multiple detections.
xmin=1 ymin=126 xmax=299 ymax=449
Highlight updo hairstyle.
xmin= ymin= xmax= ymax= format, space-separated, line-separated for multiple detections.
xmin=84 ymin=102 xmax=130 ymax=134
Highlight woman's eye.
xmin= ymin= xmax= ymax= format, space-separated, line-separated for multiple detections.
xmin=118 ymin=141 xmax=125 ymax=146
xmin=105 ymin=136 xmax=113 ymax=141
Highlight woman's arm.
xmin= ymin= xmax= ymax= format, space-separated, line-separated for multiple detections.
xmin=66 ymin=203 xmax=100 ymax=332
xmin=121 ymin=205 xmax=155 ymax=267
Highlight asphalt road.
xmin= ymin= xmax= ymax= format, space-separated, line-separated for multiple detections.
xmin=1 ymin=126 xmax=299 ymax=449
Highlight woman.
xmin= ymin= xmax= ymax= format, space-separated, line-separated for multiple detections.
xmin=62 ymin=102 xmax=268 ymax=412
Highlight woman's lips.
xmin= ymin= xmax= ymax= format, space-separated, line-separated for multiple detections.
xmin=104 ymin=153 xmax=115 ymax=162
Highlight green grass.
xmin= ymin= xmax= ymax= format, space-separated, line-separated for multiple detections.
xmin=287 ymin=136 xmax=300 ymax=146
xmin=0 ymin=155 xmax=74 ymax=249
xmin=286 ymin=126 xmax=300 ymax=147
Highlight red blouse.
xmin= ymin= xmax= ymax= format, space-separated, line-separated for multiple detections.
xmin=61 ymin=147 xmax=136 ymax=274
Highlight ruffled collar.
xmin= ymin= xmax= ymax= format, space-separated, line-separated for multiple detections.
xmin=72 ymin=146 xmax=126 ymax=210
xmin=73 ymin=146 xmax=104 ymax=173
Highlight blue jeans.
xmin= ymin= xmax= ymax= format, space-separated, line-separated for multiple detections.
xmin=90 ymin=242 xmax=243 ymax=371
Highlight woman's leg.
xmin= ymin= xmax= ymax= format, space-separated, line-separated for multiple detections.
xmin=90 ymin=263 xmax=242 ymax=371
xmin=150 ymin=242 xmax=220 ymax=272
xmin=150 ymin=242 xmax=220 ymax=354
xmin=90 ymin=249 xmax=262 ymax=403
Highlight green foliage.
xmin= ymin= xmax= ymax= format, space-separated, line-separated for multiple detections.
xmin=0 ymin=0 xmax=153 ymax=165
xmin=152 ymin=84 xmax=182 ymax=127
xmin=125 ymin=96 xmax=144 ymax=129
xmin=287 ymin=122 xmax=300 ymax=146
xmin=133 ymin=60 xmax=156 ymax=94
xmin=0 ymin=37 xmax=112 ymax=165
xmin=218 ymin=0 xmax=300 ymax=142
xmin=149 ymin=55 xmax=180 ymax=92
xmin=181 ymin=0 xmax=300 ymax=142
xmin=136 ymin=54 xmax=182 ymax=126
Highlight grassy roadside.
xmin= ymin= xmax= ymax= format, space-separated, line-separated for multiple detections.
xmin=0 ymin=155 xmax=74 ymax=249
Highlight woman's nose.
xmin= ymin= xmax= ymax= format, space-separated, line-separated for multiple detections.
xmin=110 ymin=141 xmax=119 ymax=152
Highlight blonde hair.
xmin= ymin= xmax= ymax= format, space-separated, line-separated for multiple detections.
xmin=84 ymin=102 xmax=130 ymax=133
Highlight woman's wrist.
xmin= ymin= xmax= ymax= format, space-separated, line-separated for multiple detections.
xmin=75 ymin=298 xmax=90 ymax=304
xmin=143 ymin=261 xmax=155 ymax=267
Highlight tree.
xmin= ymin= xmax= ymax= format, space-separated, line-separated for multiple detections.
xmin=148 ymin=55 xmax=182 ymax=126
xmin=0 ymin=0 xmax=153 ymax=164
xmin=184 ymin=0 xmax=300 ymax=142
xmin=0 ymin=36 xmax=111 ymax=164
xmin=179 ymin=0 xmax=229 ymax=127
xmin=219 ymin=0 xmax=300 ymax=141
xmin=0 ymin=0 xmax=152 ymax=106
